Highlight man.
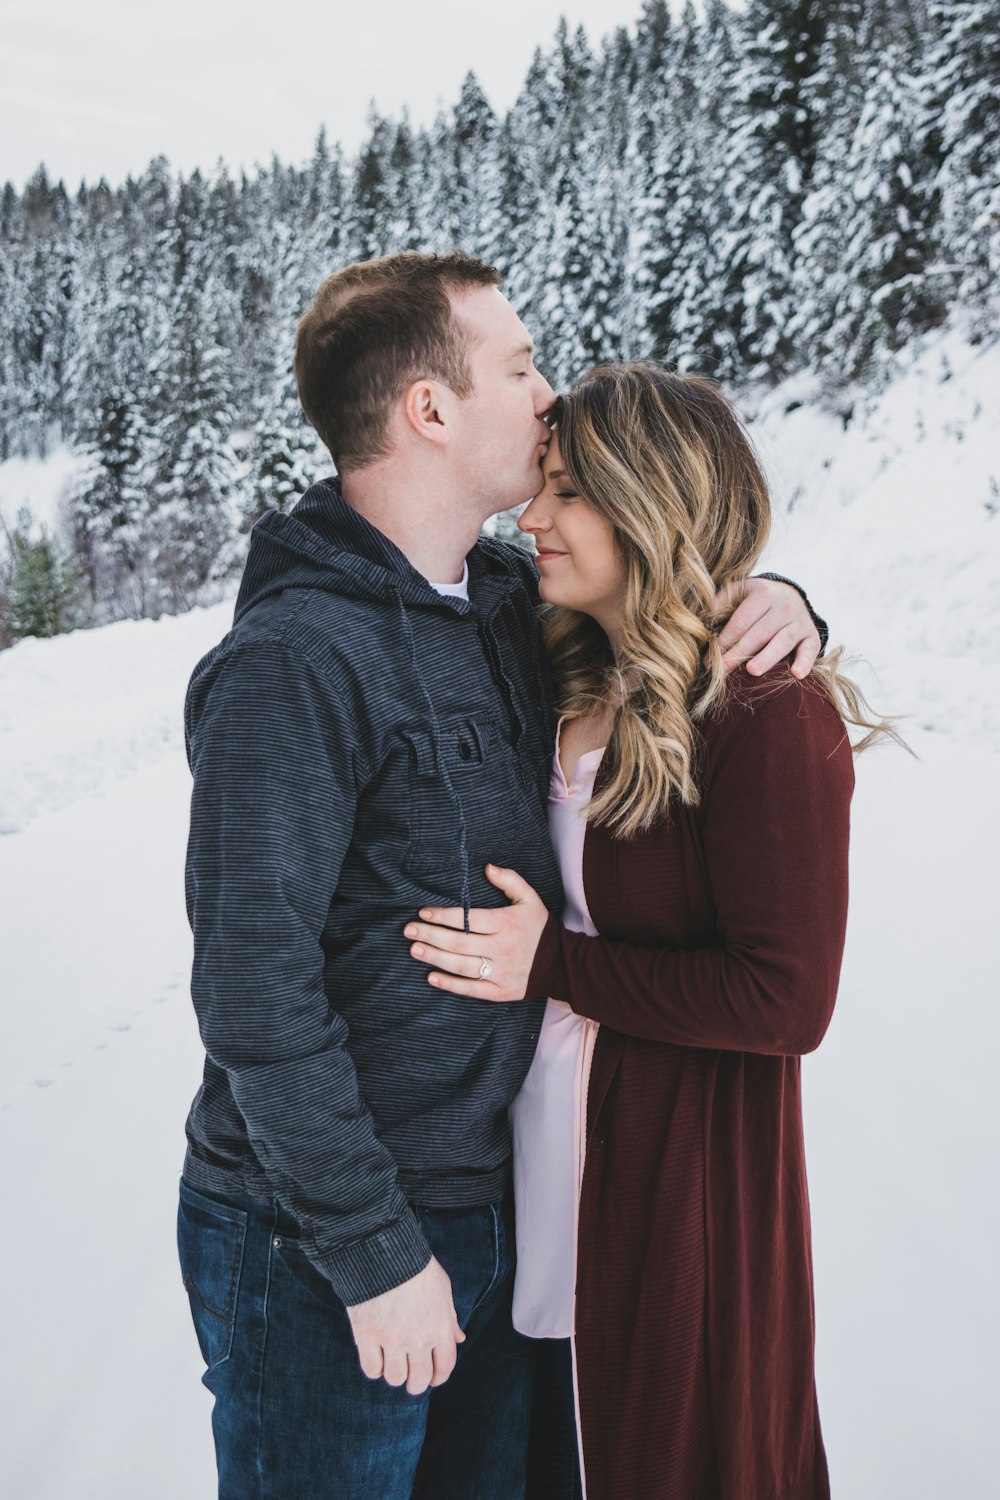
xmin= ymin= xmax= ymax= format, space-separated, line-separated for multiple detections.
xmin=177 ymin=251 xmax=823 ymax=1499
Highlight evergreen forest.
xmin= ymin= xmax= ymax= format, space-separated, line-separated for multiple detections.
xmin=0 ymin=0 xmax=996 ymax=639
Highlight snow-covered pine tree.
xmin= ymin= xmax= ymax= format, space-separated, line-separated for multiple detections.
xmin=67 ymin=386 xmax=149 ymax=619
xmin=790 ymin=1 xmax=869 ymax=382
xmin=433 ymin=74 xmax=500 ymax=259
xmin=6 ymin=168 xmax=73 ymax=455
xmin=717 ymin=0 xmax=829 ymax=378
xmin=349 ymin=113 xmax=397 ymax=262
xmin=536 ymin=135 xmax=625 ymax=389
xmin=488 ymin=96 xmax=542 ymax=313
xmin=924 ymin=0 xmax=1000 ymax=319
xmin=633 ymin=0 xmax=700 ymax=365
xmin=519 ymin=22 xmax=610 ymax=387
xmin=244 ymin=371 xmax=320 ymax=528
xmin=145 ymin=272 xmax=241 ymax=613
xmin=383 ymin=118 xmax=429 ymax=253
xmin=814 ymin=47 xmax=946 ymax=381
xmin=0 ymin=508 xmax=86 ymax=642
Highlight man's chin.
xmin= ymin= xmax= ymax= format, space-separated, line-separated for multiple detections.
xmin=482 ymin=463 xmax=544 ymax=519
xmin=486 ymin=492 xmax=536 ymax=520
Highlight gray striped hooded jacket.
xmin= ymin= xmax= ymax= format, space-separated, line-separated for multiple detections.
xmin=182 ymin=478 xmax=564 ymax=1305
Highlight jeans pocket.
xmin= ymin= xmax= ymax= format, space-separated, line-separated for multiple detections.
xmin=177 ymin=1179 xmax=248 ymax=1369
xmin=416 ymin=1200 xmax=509 ymax=1328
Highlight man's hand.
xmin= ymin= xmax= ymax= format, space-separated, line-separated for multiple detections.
xmin=346 ymin=1256 xmax=466 ymax=1396
xmin=715 ymin=576 xmax=821 ymax=679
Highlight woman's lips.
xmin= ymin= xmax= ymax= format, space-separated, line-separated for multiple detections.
xmin=535 ymin=550 xmax=566 ymax=561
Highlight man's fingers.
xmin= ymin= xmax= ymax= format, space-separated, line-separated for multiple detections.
xmin=406 ymin=1351 xmax=435 ymax=1397
xmin=355 ymin=1338 xmax=385 ymax=1382
xmin=744 ymin=622 xmax=804 ymax=677
xmin=381 ymin=1347 xmax=409 ymax=1388
xmin=721 ymin=618 xmax=775 ymax=668
xmin=721 ymin=598 xmax=808 ymax=668
xmin=789 ymin=633 xmax=820 ymax=679
xmin=430 ymin=1339 xmax=459 ymax=1388
xmin=717 ymin=597 xmax=768 ymax=656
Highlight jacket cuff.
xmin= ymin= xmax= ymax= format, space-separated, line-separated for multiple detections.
xmin=526 ymin=911 xmax=571 ymax=1003
xmin=756 ymin=572 xmax=829 ymax=657
xmin=311 ymin=1210 xmax=432 ymax=1307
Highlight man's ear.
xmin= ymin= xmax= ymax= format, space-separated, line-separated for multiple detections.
xmin=401 ymin=379 xmax=450 ymax=449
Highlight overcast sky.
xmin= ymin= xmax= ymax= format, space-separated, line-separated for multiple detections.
xmin=2 ymin=0 xmax=656 ymax=191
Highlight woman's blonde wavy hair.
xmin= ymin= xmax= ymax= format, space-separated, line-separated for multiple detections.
xmin=546 ymin=362 xmax=898 ymax=838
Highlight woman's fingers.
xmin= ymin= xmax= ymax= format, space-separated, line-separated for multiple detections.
xmin=427 ymin=970 xmax=502 ymax=999
xmin=403 ymin=921 xmax=483 ymax=955
xmin=484 ymin=863 xmax=536 ymax=902
xmin=410 ymin=941 xmax=491 ymax=981
xmin=416 ymin=905 xmax=499 ymax=933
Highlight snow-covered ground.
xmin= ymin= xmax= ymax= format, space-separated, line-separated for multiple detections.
xmin=0 ymin=442 xmax=87 ymax=539
xmin=1 ymin=326 xmax=998 ymax=1497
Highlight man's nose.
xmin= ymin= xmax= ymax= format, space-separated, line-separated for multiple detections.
xmin=534 ymin=370 xmax=556 ymax=412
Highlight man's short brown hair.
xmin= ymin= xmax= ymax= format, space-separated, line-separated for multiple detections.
xmin=294 ymin=250 xmax=503 ymax=472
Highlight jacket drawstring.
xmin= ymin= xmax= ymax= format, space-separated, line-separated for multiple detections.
xmin=481 ymin=601 xmax=533 ymax=789
xmin=394 ymin=590 xmax=473 ymax=931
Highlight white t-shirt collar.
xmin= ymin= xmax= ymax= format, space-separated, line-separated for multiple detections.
xmin=427 ymin=561 xmax=469 ymax=602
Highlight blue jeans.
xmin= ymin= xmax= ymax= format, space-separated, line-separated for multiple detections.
xmin=177 ymin=1178 xmax=535 ymax=1499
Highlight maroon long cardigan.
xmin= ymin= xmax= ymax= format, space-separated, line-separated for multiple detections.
xmin=525 ymin=670 xmax=855 ymax=1500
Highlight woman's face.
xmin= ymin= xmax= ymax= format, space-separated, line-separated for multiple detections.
xmin=518 ymin=432 xmax=626 ymax=646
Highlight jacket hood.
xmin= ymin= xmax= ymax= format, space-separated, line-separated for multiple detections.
xmin=234 ymin=476 xmax=526 ymax=622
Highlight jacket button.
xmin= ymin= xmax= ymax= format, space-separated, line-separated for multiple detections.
xmin=272 ymin=1236 xmax=283 ymax=1249
xmin=458 ymin=741 xmax=473 ymax=760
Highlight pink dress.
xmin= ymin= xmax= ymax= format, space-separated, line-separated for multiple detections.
xmin=509 ymin=717 xmax=604 ymax=1339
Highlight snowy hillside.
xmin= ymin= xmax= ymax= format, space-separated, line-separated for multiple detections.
xmin=1 ymin=330 xmax=998 ymax=1499
xmin=752 ymin=326 xmax=1000 ymax=751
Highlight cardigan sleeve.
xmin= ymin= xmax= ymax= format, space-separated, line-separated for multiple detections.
xmin=525 ymin=678 xmax=854 ymax=1056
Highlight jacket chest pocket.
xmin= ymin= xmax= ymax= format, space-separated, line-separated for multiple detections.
xmin=401 ymin=713 xmax=516 ymax=882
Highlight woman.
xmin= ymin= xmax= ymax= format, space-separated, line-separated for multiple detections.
xmin=403 ymin=363 xmax=890 ymax=1500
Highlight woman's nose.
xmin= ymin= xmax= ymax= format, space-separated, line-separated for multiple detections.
xmin=518 ymin=502 xmax=549 ymax=535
